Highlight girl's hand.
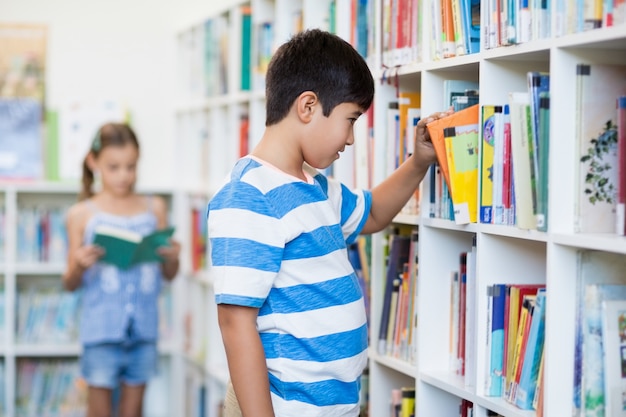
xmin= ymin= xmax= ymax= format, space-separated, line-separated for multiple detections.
xmin=158 ymin=239 xmax=181 ymax=264
xmin=412 ymin=107 xmax=455 ymax=167
xmin=75 ymin=244 xmax=104 ymax=269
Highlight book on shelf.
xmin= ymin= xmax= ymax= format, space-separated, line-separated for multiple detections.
xmin=574 ymin=63 xmax=626 ymax=234
xmin=378 ymin=232 xmax=411 ymax=356
xmin=601 ymin=299 xmax=626 ymax=417
xmin=487 ymin=283 xmax=507 ymax=397
xmin=508 ymin=91 xmax=536 ymax=230
xmin=504 ymin=284 xmax=545 ymax=399
xmin=480 ymin=105 xmax=497 ymax=224
xmin=617 ymin=96 xmax=626 ymax=235
xmin=515 ymin=287 xmax=547 ymax=409
xmin=427 ymin=103 xmax=480 ymax=197
xmin=240 ymin=5 xmax=252 ymax=91
xmin=443 ymin=121 xmax=480 ymax=224
xmin=572 ymin=251 xmax=626 ymax=417
xmin=527 ymin=72 xmax=550 ymax=224
xmin=508 ymin=293 xmax=536 ymax=402
xmin=535 ymin=93 xmax=550 ymax=232
xmin=93 ymin=225 xmax=175 ymax=270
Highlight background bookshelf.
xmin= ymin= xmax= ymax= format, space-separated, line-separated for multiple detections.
xmin=0 ymin=183 xmax=193 ymax=417
xmin=176 ymin=0 xmax=626 ymax=415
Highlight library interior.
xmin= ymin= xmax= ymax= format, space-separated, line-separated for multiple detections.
xmin=1 ymin=0 xmax=625 ymax=416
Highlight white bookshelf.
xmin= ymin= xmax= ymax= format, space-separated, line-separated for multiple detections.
xmin=0 ymin=182 xmax=191 ymax=417
xmin=174 ymin=0 xmax=626 ymax=416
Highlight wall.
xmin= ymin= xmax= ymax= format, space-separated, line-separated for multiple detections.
xmin=0 ymin=0 xmax=241 ymax=188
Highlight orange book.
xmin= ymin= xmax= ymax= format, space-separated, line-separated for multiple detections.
xmin=426 ymin=104 xmax=480 ymax=193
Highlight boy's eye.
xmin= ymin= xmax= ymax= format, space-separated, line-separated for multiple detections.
xmin=349 ymin=118 xmax=357 ymax=125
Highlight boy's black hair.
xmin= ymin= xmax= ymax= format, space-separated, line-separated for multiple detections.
xmin=265 ymin=28 xmax=375 ymax=126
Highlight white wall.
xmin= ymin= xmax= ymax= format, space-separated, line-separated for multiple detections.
xmin=0 ymin=0 xmax=240 ymax=188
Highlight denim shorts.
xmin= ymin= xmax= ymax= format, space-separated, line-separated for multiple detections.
xmin=80 ymin=340 xmax=158 ymax=388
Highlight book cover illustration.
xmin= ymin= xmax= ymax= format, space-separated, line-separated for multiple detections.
xmin=427 ymin=104 xmax=480 ymax=199
xmin=444 ymin=122 xmax=480 ymax=224
xmin=601 ymin=299 xmax=626 ymax=417
xmin=480 ymin=105 xmax=497 ymax=224
xmin=93 ymin=225 xmax=175 ymax=270
xmin=575 ymin=63 xmax=626 ymax=233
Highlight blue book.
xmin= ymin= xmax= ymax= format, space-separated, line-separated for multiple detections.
xmin=488 ymin=283 xmax=507 ymax=396
xmin=515 ymin=288 xmax=547 ymax=409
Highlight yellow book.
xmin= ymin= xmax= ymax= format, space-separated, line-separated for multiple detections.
xmin=398 ymin=91 xmax=421 ymax=165
xmin=444 ymin=123 xmax=480 ymax=224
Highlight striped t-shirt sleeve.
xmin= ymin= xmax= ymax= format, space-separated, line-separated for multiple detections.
xmin=208 ymin=180 xmax=285 ymax=308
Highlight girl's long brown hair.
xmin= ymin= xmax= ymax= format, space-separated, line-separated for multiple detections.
xmin=79 ymin=123 xmax=140 ymax=201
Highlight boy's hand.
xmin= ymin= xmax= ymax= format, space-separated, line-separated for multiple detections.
xmin=412 ymin=107 xmax=455 ymax=167
xmin=158 ymin=239 xmax=181 ymax=264
xmin=76 ymin=244 xmax=104 ymax=269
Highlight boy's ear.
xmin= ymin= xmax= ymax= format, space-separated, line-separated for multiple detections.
xmin=295 ymin=91 xmax=318 ymax=123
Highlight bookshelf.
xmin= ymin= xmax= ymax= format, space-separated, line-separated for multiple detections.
xmin=0 ymin=182 xmax=191 ymax=417
xmin=176 ymin=0 xmax=626 ymax=416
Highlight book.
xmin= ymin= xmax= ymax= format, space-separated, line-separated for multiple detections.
xmin=574 ymin=63 xmax=626 ymax=233
xmin=572 ymin=251 xmax=626 ymax=417
xmin=617 ymin=96 xmax=626 ymax=235
xmin=378 ymin=233 xmax=411 ymax=355
xmin=488 ymin=283 xmax=507 ymax=396
xmin=509 ymin=91 xmax=536 ymax=230
xmin=601 ymin=299 xmax=626 ymax=417
xmin=480 ymin=105 xmax=497 ymax=224
xmin=93 ymin=225 xmax=175 ymax=269
xmin=536 ymin=92 xmax=550 ymax=231
xmin=515 ymin=288 xmax=547 ymax=409
xmin=427 ymin=104 xmax=480 ymax=194
xmin=444 ymin=122 xmax=480 ymax=224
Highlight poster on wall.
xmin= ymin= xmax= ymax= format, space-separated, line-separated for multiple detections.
xmin=0 ymin=23 xmax=47 ymax=180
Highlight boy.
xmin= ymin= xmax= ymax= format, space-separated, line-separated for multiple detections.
xmin=207 ymin=29 xmax=451 ymax=417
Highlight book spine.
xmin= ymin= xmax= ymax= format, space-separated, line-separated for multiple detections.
xmin=617 ymin=96 xmax=626 ymax=235
xmin=536 ymin=93 xmax=550 ymax=232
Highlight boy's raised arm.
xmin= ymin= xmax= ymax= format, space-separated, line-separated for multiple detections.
xmin=362 ymin=109 xmax=454 ymax=234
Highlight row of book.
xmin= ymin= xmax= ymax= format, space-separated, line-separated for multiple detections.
xmin=389 ymin=386 xmax=415 ymax=417
xmin=15 ymin=359 xmax=86 ymax=417
xmin=426 ymin=63 xmax=626 ymax=235
xmin=16 ymin=206 xmax=69 ymax=264
xmin=485 ymin=284 xmax=546 ymax=410
xmin=573 ymin=251 xmax=626 ymax=417
xmin=377 ymin=228 xmax=419 ymax=364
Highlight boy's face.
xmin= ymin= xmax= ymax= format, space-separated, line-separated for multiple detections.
xmin=302 ymin=102 xmax=363 ymax=169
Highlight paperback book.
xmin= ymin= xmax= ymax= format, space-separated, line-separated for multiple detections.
xmin=93 ymin=225 xmax=175 ymax=269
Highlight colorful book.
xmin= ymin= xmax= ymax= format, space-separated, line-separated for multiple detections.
xmin=515 ymin=288 xmax=547 ymax=409
xmin=536 ymin=92 xmax=550 ymax=232
xmin=427 ymin=104 xmax=480 ymax=194
xmin=509 ymin=92 xmax=536 ymax=230
xmin=574 ymin=63 xmax=626 ymax=233
xmin=527 ymin=72 xmax=550 ymax=222
xmin=444 ymin=123 xmax=480 ymax=224
xmin=601 ymin=299 xmax=626 ymax=417
xmin=93 ymin=225 xmax=175 ymax=269
xmin=488 ymin=283 xmax=507 ymax=396
xmin=617 ymin=96 xmax=626 ymax=235
xmin=480 ymin=105 xmax=497 ymax=224
xmin=378 ymin=233 xmax=411 ymax=355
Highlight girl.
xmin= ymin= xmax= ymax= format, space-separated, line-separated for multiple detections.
xmin=62 ymin=122 xmax=180 ymax=417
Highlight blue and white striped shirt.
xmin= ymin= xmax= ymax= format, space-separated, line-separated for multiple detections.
xmin=208 ymin=156 xmax=372 ymax=416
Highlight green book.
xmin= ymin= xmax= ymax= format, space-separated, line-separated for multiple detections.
xmin=93 ymin=225 xmax=175 ymax=269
